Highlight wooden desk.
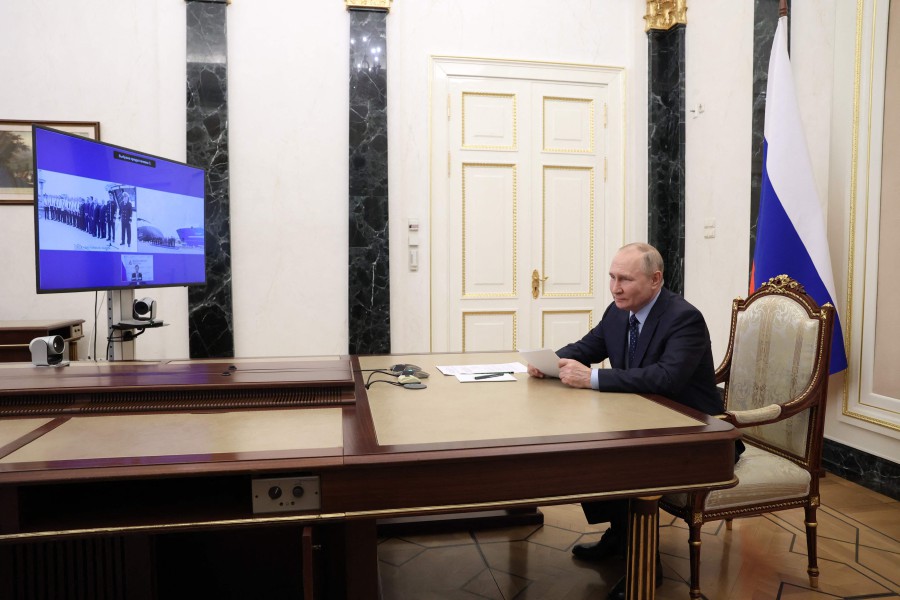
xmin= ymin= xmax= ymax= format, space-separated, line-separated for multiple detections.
xmin=0 ymin=319 xmax=84 ymax=362
xmin=0 ymin=353 xmax=739 ymax=600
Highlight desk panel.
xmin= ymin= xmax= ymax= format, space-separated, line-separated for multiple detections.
xmin=356 ymin=353 xmax=711 ymax=449
xmin=364 ymin=371 xmax=701 ymax=446
xmin=0 ymin=408 xmax=342 ymax=466
xmin=0 ymin=418 xmax=53 ymax=449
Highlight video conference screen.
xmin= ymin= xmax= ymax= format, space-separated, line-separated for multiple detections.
xmin=33 ymin=126 xmax=206 ymax=293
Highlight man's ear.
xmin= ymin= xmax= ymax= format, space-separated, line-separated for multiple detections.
xmin=651 ymin=271 xmax=663 ymax=288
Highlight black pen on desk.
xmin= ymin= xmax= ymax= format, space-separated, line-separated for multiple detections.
xmin=474 ymin=372 xmax=512 ymax=380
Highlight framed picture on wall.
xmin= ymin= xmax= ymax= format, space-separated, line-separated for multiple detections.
xmin=0 ymin=120 xmax=101 ymax=205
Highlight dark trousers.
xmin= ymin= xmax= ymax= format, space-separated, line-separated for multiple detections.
xmin=121 ymin=220 xmax=131 ymax=246
xmin=582 ymin=499 xmax=629 ymax=532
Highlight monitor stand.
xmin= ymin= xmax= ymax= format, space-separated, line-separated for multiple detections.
xmin=106 ymin=290 xmax=139 ymax=361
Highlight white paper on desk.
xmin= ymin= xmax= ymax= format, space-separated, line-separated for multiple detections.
xmin=519 ymin=349 xmax=561 ymax=377
xmin=455 ymin=373 xmax=517 ymax=383
xmin=436 ymin=362 xmax=527 ymax=376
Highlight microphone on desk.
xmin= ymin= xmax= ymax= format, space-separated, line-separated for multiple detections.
xmin=398 ymin=374 xmax=427 ymax=389
xmin=391 ymin=364 xmax=430 ymax=379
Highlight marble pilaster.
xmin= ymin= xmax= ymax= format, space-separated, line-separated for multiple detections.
xmin=348 ymin=10 xmax=390 ymax=355
xmin=647 ymin=25 xmax=686 ymax=294
xmin=186 ymin=0 xmax=234 ymax=358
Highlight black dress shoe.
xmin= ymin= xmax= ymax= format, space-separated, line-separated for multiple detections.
xmin=606 ymin=556 xmax=664 ymax=600
xmin=572 ymin=528 xmax=625 ymax=561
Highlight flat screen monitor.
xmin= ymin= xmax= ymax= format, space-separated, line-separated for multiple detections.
xmin=32 ymin=126 xmax=206 ymax=293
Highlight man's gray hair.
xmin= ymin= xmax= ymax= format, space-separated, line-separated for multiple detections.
xmin=620 ymin=242 xmax=664 ymax=277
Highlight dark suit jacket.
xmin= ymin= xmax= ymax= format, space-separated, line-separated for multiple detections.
xmin=557 ymin=287 xmax=723 ymax=416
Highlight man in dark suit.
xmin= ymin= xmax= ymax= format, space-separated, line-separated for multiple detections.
xmin=528 ymin=242 xmax=736 ymax=599
xmin=119 ymin=191 xmax=133 ymax=247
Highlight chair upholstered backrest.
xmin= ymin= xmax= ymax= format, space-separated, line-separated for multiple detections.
xmin=724 ymin=293 xmax=823 ymax=460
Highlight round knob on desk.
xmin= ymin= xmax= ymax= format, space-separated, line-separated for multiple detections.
xmin=268 ymin=486 xmax=283 ymax=500
xmin=292 ymin=485 xmax=305 ymax=498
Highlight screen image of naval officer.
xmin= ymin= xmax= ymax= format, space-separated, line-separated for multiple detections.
xmin=119 ymin=189 xmax=134 ymax=247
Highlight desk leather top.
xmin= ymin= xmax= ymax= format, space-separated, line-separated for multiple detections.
xmin=0 ymin=409 xmax=343 ymax=465
xmin=0 ymin=353 xmax=734 ymax=480
xmin=359 ymin=353 xmax=702 ymax=446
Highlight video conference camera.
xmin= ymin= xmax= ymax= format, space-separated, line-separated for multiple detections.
xmin=29 ymin=335 xmax=70 ymax=367
xmin=133 ymin=297 xmax=157 ymax=322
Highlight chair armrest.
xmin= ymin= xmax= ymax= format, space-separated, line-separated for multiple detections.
xmin=724 ymin=404 xmax=783 ymax=425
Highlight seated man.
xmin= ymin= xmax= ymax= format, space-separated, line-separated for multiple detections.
xmin=528 ymin=242 xmax=741 ymax=600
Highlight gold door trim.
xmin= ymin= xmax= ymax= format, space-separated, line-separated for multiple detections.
xmin=462 ymin=310 xmax=518 ymax=352
xmin=542 ymin=96 xmax=595 ymax=154
xmin=461 ymin=162 xmax=518 ymax=299
xmin=461 ymin=92 xmax=518 ymax=151
xmin=542 ymin=165 xmax=595 ymax=298
xmin=541 ymin=309 xmax=593 ymax=348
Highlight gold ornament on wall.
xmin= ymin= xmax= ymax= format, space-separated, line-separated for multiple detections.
xmin=644 ymin=0 xmax=687 ymax=32
xmin=346 ymin=0 xmax=392 ymax=11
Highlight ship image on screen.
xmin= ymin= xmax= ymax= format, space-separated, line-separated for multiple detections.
xmin=32 ymin=126 xmax=206 ymax=293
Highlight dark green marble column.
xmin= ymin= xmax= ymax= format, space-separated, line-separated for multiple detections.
xmin=646 ymin=5 xmax=687 ymax=295
xmin=186 ymin=0 xmax=233 ymax=358
xmin=347 ymin=7 xmax=390 ymax=355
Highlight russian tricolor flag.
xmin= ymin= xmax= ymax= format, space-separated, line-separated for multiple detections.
xmin=751 ymin=15 xmax=848 ymax=374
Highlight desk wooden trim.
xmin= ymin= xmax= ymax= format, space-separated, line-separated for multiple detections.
xmin=0 ymin=353 xmax=740 ymax=600
xmin=0 ymin=319 xmax=85 ymax=362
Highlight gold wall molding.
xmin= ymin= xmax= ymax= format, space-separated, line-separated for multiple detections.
xmin=346 ymin=0 xmax=391 ymax=11
xmin=644 ymin=0 xmax=688 ymax=32
xmin=841 ymin=0 xmax=900 ymax=434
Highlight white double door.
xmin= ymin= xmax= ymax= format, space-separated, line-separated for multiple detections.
xmin=430 ymin=58 xmax=624 ymax=352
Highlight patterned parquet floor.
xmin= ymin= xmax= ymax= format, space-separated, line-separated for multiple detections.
xmin=377 ymin=475 xmax=899 ymax=599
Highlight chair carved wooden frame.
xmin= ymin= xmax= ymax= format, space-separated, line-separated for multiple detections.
xmin=660 ymin=274 xmax=835 ymax=599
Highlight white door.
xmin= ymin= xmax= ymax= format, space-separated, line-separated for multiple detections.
xmin=431 ymin=57 xmax=624 ymax=352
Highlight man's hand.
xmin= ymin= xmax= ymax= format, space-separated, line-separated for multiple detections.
xmin=526 ymin=363 xmax=545 ymax=378
xmin=558 ymin=358 xmax=592 ymax=389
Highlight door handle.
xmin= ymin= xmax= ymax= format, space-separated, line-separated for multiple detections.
xmin=531 ymin=269 xmax=548 ymax=299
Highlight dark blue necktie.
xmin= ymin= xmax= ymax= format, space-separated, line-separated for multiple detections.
xmin=628 ymin=314 xmax=640 ymax=367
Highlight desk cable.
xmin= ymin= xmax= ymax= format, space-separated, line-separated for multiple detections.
xmin=363 ymin=369 xmax=427 ymax=390
xmin=105 ymin=327 xmax=147 ymax=362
